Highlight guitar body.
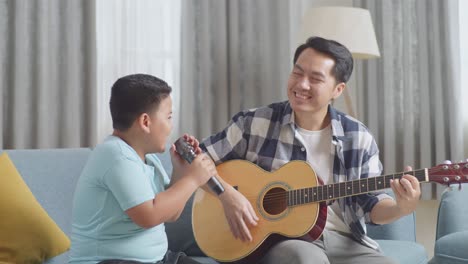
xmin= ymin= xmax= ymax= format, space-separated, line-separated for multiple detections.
xmin=192 ymin=158 xmax=468 ymax=263
xmin=192 ymin=160 xmax=327 ymax=263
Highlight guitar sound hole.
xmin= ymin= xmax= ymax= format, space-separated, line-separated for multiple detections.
xmin=263 ymin=187 xmax=287 ymax=215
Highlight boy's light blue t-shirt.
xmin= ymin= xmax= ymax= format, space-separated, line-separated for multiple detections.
xmin=69 ymin=136 xmax=171 ymax=264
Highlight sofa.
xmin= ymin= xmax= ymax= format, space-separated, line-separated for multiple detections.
xmin=2 ymin=148 xmax=428 ymax=264
xmin=428 ymin=186 xmax=468 ymax=264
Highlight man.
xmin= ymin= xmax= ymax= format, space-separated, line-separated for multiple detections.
xmin=201 ymin=37 xmax=421 ymax=263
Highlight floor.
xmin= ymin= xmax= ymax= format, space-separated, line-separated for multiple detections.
xmin=415 ymin=199 xmax=440 ymax=258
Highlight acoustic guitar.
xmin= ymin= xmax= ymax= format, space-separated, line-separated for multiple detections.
xmin=192 ymin=160 xmax=468 ymax=263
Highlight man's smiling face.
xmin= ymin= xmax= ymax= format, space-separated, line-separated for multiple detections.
xmin=287 ymin=48 xmax=344 ymax=116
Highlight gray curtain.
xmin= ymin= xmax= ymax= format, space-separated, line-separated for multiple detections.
xmin=182 ymin=0 xmax=463 ymax=199
xmin=353 ymin=0 xmax=463 ymax=199
xmin=180 ymin=0 xmax=291 ymax=139
xmin=0 ymin=0 xmax=97 ymax=149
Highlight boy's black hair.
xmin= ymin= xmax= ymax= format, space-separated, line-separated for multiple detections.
xmin=293 ymin=36 xmax=354 ymax=83
xmin=110 ymin=74 xmax=172 ymax=131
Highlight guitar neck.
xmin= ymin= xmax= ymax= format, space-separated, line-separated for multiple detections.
xmin=288 ymin=169 xmax=428 ymax=206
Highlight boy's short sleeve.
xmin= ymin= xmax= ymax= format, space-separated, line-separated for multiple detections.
xmin=103 ymin=158 xmax=156 ymax=211
xmin=146 ymin=154 xmax=171 ymax=189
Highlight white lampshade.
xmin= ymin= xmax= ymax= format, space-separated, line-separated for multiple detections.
xmin=298 ymin=6 xmax=380 ymax=59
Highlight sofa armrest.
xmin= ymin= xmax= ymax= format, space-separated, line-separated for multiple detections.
xmin=367 ymin=212 xmax=417 ymax=241
xmin=366 ymin=191 xmax=417 ymax=242
xmin=435 ymin=187 xmax=468 ymax=240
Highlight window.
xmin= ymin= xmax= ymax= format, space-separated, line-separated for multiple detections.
xmin=95 ymin=0 xmax=181 ymax=142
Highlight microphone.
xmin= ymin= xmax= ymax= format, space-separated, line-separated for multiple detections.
xmin=174 ymin=137 xmax=225 ymax=195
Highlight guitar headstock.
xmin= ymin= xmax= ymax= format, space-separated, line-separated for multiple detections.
xmin=428 ymin=161 xmax=468 ymax=186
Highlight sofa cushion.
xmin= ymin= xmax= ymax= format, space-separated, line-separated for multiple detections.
xmin=377 ymin=239 xmax=428 ymax=264
xmin=435 ymin=188 xmax=468 ymax=240
xmin=6 ymin=148 xmax=92 ymax=264
xmin=0 ymin=152 xmax=70 ymax=263
xmin=191 ymin=256 xmax=219 ymax=264
xmin=166 ymin=195 xmax=205 ymax=256
xmin=431 ymin=231 xmax=468 ymax=264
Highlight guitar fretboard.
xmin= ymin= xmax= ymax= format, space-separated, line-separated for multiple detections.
xmin=287 ymin=169 xmax=428 ymax=206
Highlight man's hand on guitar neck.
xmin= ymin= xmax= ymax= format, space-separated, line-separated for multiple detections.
xmin=391 ymin=165 xmax=421 ymax=215
xmin=218 ymin=185 xmax=259 ymax=242
xmin=370 ymin=166 xmax=421 ymax=225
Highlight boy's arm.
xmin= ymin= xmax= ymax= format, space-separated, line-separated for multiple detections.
xmin=126 ymin=175 xmax=199 ymax=228
xmin=126 ymin=153 xmax=215 ymax=228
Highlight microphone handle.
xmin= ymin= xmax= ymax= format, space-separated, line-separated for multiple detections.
xmin=174 ymin=138 xmax=225 ymax=195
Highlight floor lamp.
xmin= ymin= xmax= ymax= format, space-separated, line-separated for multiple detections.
xmin=297 ymin=6 xmax=380 ymax=118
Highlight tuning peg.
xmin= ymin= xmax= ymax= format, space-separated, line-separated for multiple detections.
xmin=443 ymin=160 xmax=452 ymax=164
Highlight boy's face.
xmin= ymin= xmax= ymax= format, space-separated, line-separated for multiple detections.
xmin=148 ymin=96 xmax=173 ymax=153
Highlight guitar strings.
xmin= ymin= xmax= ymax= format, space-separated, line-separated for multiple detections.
xmin=252 ymin=166 xmax=466 ymax=204
xmin=241 ymin=170 xmax=430 ymax=204
xmin=223 ymin=166 xmax=465 ymax=206
xmin=258 ymin=173 xmax=423 ymax=201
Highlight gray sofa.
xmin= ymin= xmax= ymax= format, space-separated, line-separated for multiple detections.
xmin=4 ymin=148 xmax=428 ymax=264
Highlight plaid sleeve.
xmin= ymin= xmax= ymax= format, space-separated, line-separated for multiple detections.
xmin=200 ymin=111 xmax=249 ymax=164
xmin=357 ymin=138 xmax=393 ymax=224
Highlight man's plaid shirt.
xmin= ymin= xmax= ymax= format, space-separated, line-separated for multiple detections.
xmin=201 ymin=100 xmax=392 ymax=250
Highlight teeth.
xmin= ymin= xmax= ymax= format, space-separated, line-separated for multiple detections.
xmin=295 ymin=92 xmax=310 ymax=99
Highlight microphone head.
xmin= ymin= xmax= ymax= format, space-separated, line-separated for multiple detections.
xmin=174 ymin=137 xmax=196 ymax=163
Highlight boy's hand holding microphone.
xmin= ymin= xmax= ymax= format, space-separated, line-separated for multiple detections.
xmin=170 ymin=134 xmax=223 ymax=193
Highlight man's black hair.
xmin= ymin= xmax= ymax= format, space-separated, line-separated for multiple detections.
xmin=293 ymin=36 xmax=354 ymax=83
xmin=110 ymin=74 xmax=172 ymax=131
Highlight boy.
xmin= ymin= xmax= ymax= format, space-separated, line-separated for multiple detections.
xmin=70 ymin=74 xmax=215 ymax=264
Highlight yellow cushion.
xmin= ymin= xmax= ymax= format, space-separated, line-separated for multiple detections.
xmin=0 ymin=152 xmax=70 ymax=263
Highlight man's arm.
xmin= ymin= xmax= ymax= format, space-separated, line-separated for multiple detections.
xmin=199 ymin=176 xmax=259 ymax=242
xmin=370 ymin=166 xmax=421 ymax=225
xmin=200 ymin=113 xmax=260 ymax=242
